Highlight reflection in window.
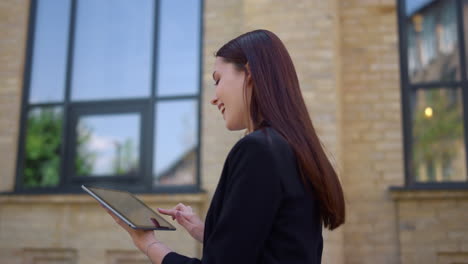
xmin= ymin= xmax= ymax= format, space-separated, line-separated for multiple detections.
xmin=464 ymin=0 xmax=468 ymax=71
xmin=154 ymin=101 xmax=198 ymax=185
xmin=75 ymin=114 xmax=140 ymax=176
xmin=412 ymin=88 xmax=466 ymax=182
xmin=71 ymin=0 xmax=154 ymax=101
xmin=29 ymin=0 xmax=70 ymax=103
xmin=406 ymin=0 xmax=459 ymax=83
xmin=156 ymin=0 xmax=201 ymax=96
xmin=24 ymin=107 xmax=62 ymax=188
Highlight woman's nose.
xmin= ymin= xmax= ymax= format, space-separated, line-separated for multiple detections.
xmin=210 ymin=97 xmax=218 ymax=105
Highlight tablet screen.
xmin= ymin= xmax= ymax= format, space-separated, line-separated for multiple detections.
xmin=84 ymin=185 xmax=176 ymax=230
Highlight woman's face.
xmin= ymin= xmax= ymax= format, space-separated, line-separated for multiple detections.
xmin=210 ymin=57 xmax=252 ymax=131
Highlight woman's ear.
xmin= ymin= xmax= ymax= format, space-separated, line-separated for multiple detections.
xmin=245 ymin=62 xmax=253 ymax=84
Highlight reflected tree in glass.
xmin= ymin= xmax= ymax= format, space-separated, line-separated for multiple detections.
xmin=75 ymin=121 xmax=96 ymax=176
xmin=24 ymin=107 xmax=62 ymax=187
xmin=412 ymin=88 xmax=466 ymax=182
xmin=111 ymin=137 xmax=138 ymax=175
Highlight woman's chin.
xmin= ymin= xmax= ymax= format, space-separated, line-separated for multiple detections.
xmin=225 ymin=121 xmax=246 ymax=131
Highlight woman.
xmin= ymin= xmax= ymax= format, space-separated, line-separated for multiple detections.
xmin=104 ymin=29 xmax=345 ymax=264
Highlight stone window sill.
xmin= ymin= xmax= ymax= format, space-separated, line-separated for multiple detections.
xmin=389 ymin=186 xmax=468 ymax=200
xmin=0 ymin=192 xmax=208 ymax=205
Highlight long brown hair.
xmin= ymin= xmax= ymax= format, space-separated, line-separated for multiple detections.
xmin=215 ymin=29 xmax=345 ymax=230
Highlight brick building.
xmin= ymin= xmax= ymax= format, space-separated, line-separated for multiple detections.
xmin=1 ymin=0 xmax=468 ymax=263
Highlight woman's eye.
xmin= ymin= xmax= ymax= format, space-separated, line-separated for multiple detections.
xmin=214 ymin=79 xmax=220 ymax=86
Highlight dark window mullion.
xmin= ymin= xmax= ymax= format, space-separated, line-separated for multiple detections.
xmin=28 ymin=102 xmax=64 ymax=108
xmin=145 ymin=0 xmax=160 ymax=191
xmin=29 ymin=98 xmax=154 ymax=108
xmin=410 ymin=82 xmax=461 ymax=90
xmin=398 ymin=0 xmax=414 ymax=186
xmin=15 ymin=0 xmax=39 ymax=191
xmin=71 ymin=98 xmax=150 ymax=108
xmin=455 ymin=0 xmax=468 ymax=182
xmin=156 ymin=95 xmax=200 ymax=101
xmin=61 ymin=0 xmax=77 ymax=188
xmin=196 ymin=0 xmax=205 ymax=191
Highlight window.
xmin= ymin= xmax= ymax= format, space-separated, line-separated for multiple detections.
xmin=16 ymin=0 xmax=203 ymax=193
xmin=399 ymin=0 xmax=468 ymax=187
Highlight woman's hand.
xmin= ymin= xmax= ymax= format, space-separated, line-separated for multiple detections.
xmin=101 ymin=205 xmax=171 ymax=260
xmin=158 ymin=203 xmax=204 ymax=243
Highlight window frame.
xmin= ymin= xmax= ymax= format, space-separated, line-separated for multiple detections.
xmin=397 ymin=0 xmax=468 ymax=189
xmin=66 ymin=101 xmax=149 ymax=183
xmin=14 ymin=0 xmax=204 ymax=194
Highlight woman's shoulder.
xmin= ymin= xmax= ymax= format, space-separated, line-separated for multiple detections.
xmin=225 ymin=126 xmax=307 ymax=197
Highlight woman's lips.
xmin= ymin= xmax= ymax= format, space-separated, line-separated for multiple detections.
xmin=218 ymin=103 xmax=225 ymax=115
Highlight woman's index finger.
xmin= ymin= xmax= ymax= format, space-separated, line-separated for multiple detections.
xmin=158 ymin=208 xmax=176 ymax=216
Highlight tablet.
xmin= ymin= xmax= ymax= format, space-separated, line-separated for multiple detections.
xmin=82 ymin=185 xmax=176 ymax=231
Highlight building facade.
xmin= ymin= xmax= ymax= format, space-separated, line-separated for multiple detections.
xmin=1 ymin=0 xmax=468 ymax=263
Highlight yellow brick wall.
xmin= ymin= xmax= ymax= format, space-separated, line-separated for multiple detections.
xmin=202 ymin=0 xmax=247 ymax=198
xmin=0 ymin=194 xmax=207 ymax=264
xmin=239 ymin=0 xmax=345 ymax=262
xmin=0 ymin=0 xmax=28 ymax=192
xmin=392 ymin=191 xmax=468 ymax=264
xmin=340 ymin=0 xmax=403 ymax=263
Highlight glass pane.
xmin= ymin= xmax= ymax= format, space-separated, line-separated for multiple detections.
xmin=411 ymin=88 xmax=466 ymax=182
xmin=71 ymin=0 xmax=154 ymax=101
xmin=154 ymin=100 xmax=198 ymax=185
xmin=464 ymin=0 xmax=468 ymax=69
xmin=75 ymin=114 xmax=140 ymax=176
xmin=406 ymin=0 xmax=460 ymax=83
xmin=23 ymin=107 xmax=62 ymax=188
xmin=156 ymin=0 xmax=201 ymax=96
xmin=29 ymin=0 xmax=71 ymax=103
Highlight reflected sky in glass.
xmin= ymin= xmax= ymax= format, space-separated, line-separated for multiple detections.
xmin=29 ymin=0 xmax=70 ymax=103
xmin=76 ymin=114 xmax=140 ymax=176
xmin=71 ymin=0 xmax=154 ymax=101
xmin=156 ymin=0 xmax=201 ymax=96
xmin=154 ymin=100 xmax=198 ymax=182
xmin=411 ymin=88 xmax=466 ymax=182
xmin=406 ymin=0 xmax=435 ymax=15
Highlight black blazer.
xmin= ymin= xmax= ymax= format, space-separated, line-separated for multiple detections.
xmin=163 ymin=126 xmax=323 ymax=264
